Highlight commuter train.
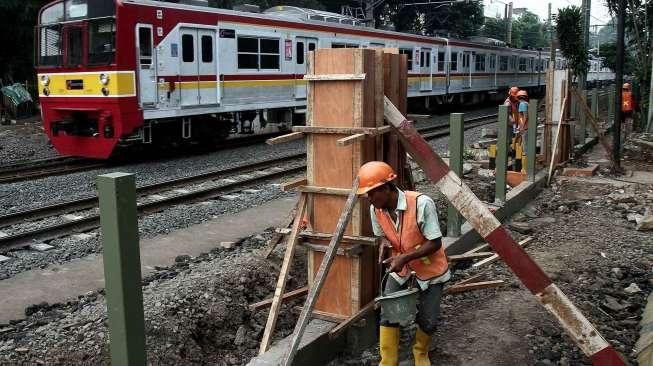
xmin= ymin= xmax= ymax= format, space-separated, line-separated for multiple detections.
xmin=35 ymin=0 xmax=614 ymax=158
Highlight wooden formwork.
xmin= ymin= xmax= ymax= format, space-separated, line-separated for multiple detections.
xmin=301 ymin=48 xmax=406 ymax=318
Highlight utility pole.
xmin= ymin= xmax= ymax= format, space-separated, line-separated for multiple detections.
xmin=614 ymin=0 xmax=625 ymax=168
xmin=580 ymin=0 xmax=591 ymax=89
xmin=506 ymin=2 xmax=513 ymax=46
xmin=548 ymin=3 xmax=555 ymax=68
xmin=648 ymin=46 xmax=653 ymax=132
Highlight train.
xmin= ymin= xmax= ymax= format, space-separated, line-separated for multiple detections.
xmin=35 ymin=0 xmax=614 ymax=159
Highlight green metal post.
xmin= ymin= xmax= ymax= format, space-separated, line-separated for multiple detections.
xmin=447 ymin=113 xmax=464 ymax=237
xmin=579 ymin=89 xmax=587 ymax=143
xmin=97 ymin=173 xmax=147 ymax=366
xmin=591 ymin=88 xmax=599 ymax=136
xmin=496 ymin=105 xmax=509 ymax=204
xmin=527 ymin=99 xmax=538 ymax=181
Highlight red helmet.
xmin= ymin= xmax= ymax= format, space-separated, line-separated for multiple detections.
xmin=356 ymin=161 xmax=397 ymax=195
xmin=509 ymin=86 xmax=520 ymax=97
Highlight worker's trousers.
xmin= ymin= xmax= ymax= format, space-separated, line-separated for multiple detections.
xmin=379 ymin=276 xmax=444 ymax=335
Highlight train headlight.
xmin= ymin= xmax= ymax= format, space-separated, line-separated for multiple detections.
xmin=40 ymin=75 xmax=50 ymax=86
xmin=99 ymin=73 xmax=110 ymax=85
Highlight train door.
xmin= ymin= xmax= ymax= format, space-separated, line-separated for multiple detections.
xmin=419 ymin=48 xmax=432 ymax=91
xmin=295 ymin=37 xmax=317 ymax=99
xmin=136 ymin=25 xmax=156 ymax=107
xmin=462 ymin=51 xmax=472 ymax=89
xmin=180 ymin=27 xmax=200 ymax=106
xmin=197 ymin=29 xmax=217 ymax=105
xmin=489 ymin=53 xmax=497 ymax=88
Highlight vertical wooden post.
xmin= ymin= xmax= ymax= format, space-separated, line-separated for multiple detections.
xmin=570 ymin=91 xmax=577 ymax=144
xmin=496 ymin=105 xmax=509 ymax=204
xmin=447 ymin=113 xmax=464 ymax=237
xmin=591 ymin=88 xmax=599 ymax=137
xmin=608 ymin=86 xmax=615 ymax=125
xmin=527 ymin=99 xmax=539 ymax=181
xmin=578 ymin=89 xmax=588 ymax=143
xmin=97 ymin=173 xmax=146 ymax=366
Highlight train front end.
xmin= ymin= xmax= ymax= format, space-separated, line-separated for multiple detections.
xmin=36 ymin=0 xmax=141 ymax=159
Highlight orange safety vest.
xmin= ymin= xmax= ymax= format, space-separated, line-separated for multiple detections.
xmin=622 ymin=91 xmax=634 ymax=113
xmin=374 ymin=191 xmax=449 ymax=281
xmin=504 ymin=98 xmax=519 ymax=126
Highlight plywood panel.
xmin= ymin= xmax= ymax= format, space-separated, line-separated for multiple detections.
xmin=312 ymin=251 xmax=353 ymax=316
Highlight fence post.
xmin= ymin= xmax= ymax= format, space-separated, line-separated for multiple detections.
xmin=578 ymin=90 xmax=587 ymax=143
xmin=527 ymin=99 xmax=539 ymax=181
xmin=608 ymin=85 xmax=615 ymax=125
xmin=447 ymin=113 xmax=464 ymax=237
xmin=569 ymin=91 xmax=577 ymax=144
xmin=97 ymin=172 xmax=147 ymax=366
xmin=495 ymin=105 xmax=509 ymax=204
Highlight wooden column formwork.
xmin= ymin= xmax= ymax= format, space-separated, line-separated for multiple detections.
xmin=303 ymin=48 xmax=406 ymax=319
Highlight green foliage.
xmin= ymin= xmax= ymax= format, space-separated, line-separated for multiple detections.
xmin=598 ymin=41 xmax=635 ymax=75
xmin=512 ymin=11 xmax=547 ymax=49
xmin=422 ymin=1 xmax=484 ymax=38
xmin=481 ymin=16 xmax=509 ymax=41
xmin=555 ymin=6 xmax=588 ymax=80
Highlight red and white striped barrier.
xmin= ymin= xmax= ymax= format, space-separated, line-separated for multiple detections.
xmin=383 ymin=96 xmax=626 ymax=365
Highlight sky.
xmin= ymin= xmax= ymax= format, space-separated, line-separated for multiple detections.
xmin=483 ymin=0 xmax=613 ymax=26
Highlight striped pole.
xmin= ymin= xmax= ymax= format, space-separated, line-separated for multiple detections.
xmin=383 ymin=96 xmax=626 ymax=365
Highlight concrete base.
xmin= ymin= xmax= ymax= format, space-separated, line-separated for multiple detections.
xmin=249 ymin=312 xmax=377 ymax=366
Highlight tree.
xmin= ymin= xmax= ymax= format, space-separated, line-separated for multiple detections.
xmin=598 ymin=41 xmax=636 ymax=75
xmin=481 ymin=16 xmax=509 ymax=42
xmin=512 ymin=11 xmax=547 ymax=49
xmin=422 ymin=1 xmax=484 ymax=38
xmin=555 ymin=6 xmax=588 ymax=80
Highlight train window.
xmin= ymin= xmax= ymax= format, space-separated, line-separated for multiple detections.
xmin=426 ymin=52 xmax=430 ymax=68
xmin=308 ymin=43 xmax=316 ymax=51
xmin=437 ymin=52 xmax=445 ymax=72
xmin=138 ymin=28 xmax=152 ymax=58
xmin=66 ymin=26 xmax=83 ymax=66
xmin=499 ymin=56 xmax=508 ymax=71
xmin=41 ymin=2 xmax=64 ymax=24
xmin=182 ymin=34 xmax=194 ymax=63
xmin=332 ymin=43 xmax=346 ymax=48
xmin=489 ymin=54 xmax=496 ymax=70
xmin=399 ymin=49 xmax=413 ymax=70
xmin=475 ymin=54 xmax=485 ymax=72
xmin=259 ymin=38 xmax=280 ymax=69
xmin=450 ymin=52 xmax=458 ymax=71
xmin=512 ymin=55 xmax=518 ymax=71
xmin=39 ymin=25 xmax=62 ymax=66
xmin=296 ymin=42 xmax=304 ymax=65
xmin=420 ymin=52 xmax=424 ymax=68
xmin=237 ymin=36 xmax=259 ymax=69
xmin=519 ymin=57 xmax=527 ymax=72
xmin=201 ymin=35 xmax=213 ymax=63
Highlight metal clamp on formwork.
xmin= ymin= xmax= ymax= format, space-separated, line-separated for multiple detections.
xmin=382 ymin=96 xmax=627 ymax=366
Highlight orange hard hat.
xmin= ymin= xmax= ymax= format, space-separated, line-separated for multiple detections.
xmin=622 ymin=82 xmax=631 ymax=90
xmin=509 ymin=86 xmax=520 ymax=97
xmin=356 ymin=161 xmax=397 ymax=195
xmin=517 ymin=90 xmax=528 ymax=98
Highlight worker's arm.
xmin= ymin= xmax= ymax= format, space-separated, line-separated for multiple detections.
xmin=383 ymin=238 xmax=442 ymax=273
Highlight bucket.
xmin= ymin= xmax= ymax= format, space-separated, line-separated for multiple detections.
xmin=374 ymin=273 xmax=419 ymax=326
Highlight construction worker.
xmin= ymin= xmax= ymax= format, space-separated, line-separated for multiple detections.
xmin=504 ymin=86 xmax=520 ymax=133
xmin=356 ymin=161 xmax=450 ymax=366
xmin=515 ymin=90 xmax=529 ymax=172
xmin=621 ymin=83 xmax=636 ymax=136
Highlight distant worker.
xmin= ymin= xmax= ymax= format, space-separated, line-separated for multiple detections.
xmin=504 ymin=86 xmax=520 ymax=133
xmin=515 ymin=90 xmax=529 ymax=172
xmin=621 ymin=83 xmax=636 ymax=136
xmin=356 ymin=161 xmax=450 ymax=366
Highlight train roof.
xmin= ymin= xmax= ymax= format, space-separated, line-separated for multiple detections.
xmin=120 ymin=0 xmax=541 ymax=55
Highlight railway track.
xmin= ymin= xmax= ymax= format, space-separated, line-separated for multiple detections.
xmin=0 ymin=114 xmax=499 ymax=251
xmin=0 ymin=157 xmax=106 ymax=184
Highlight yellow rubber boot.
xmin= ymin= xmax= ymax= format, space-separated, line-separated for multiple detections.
xmin=412 ymin=327 xmax=432 ymax=366
xmin=379 ymin=326 xmax=399 ymax=366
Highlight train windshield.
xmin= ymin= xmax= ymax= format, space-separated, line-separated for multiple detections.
xmin=37 ymin=0 xmax=116 ymax=67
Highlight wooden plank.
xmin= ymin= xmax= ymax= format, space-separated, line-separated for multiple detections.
xmin=300 ymin=231 xmax=377 ymax=246
xmin=472 ymin=237 xmax=534 ymax=268
xmin=462 ymin=242 xmax=492 ymax=255
xmin=282 ymin=179 xmax=359 ymax=366
xmin=301 ymin=242 xmax=363 ymax=257
xmin=293 ymin=125 xmax=389 ymax=135
xmin=328 ymin=301 xmax=375 ymax=340
xmin=303 ymin=73 xmax=366 ymax=81
xmin=337 ymin=133 xmax=368 ymax=146
xmin=311 ymin=310 xmax=349 ymax=322
xmin=281 ymin=177 xmax=308 ymax=192
xmin=297 ymin=185 xmax=352 ymax=195
xmin=259 ymin=193 xmax=308 ymax=355
xmin=447 ymin=252 xmax=494 ymax=263
xmin=451 ymin=273 xmax=487 ymax=286
xmin=445 ymin=280 xmax=505 ymax=294
xmin=547 ymin=95 xmax=569 ymax=185
xmin=249 ymin=286 xmax=309 ymax=312
xmin=266 ymin=132 xmax=304 ymax=145
xmin=262 ymin=199 xmax=301 ymax=258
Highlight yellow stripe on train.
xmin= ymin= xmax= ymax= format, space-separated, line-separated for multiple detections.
xmin=37 ymin=71 xmax=136 ymax=97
